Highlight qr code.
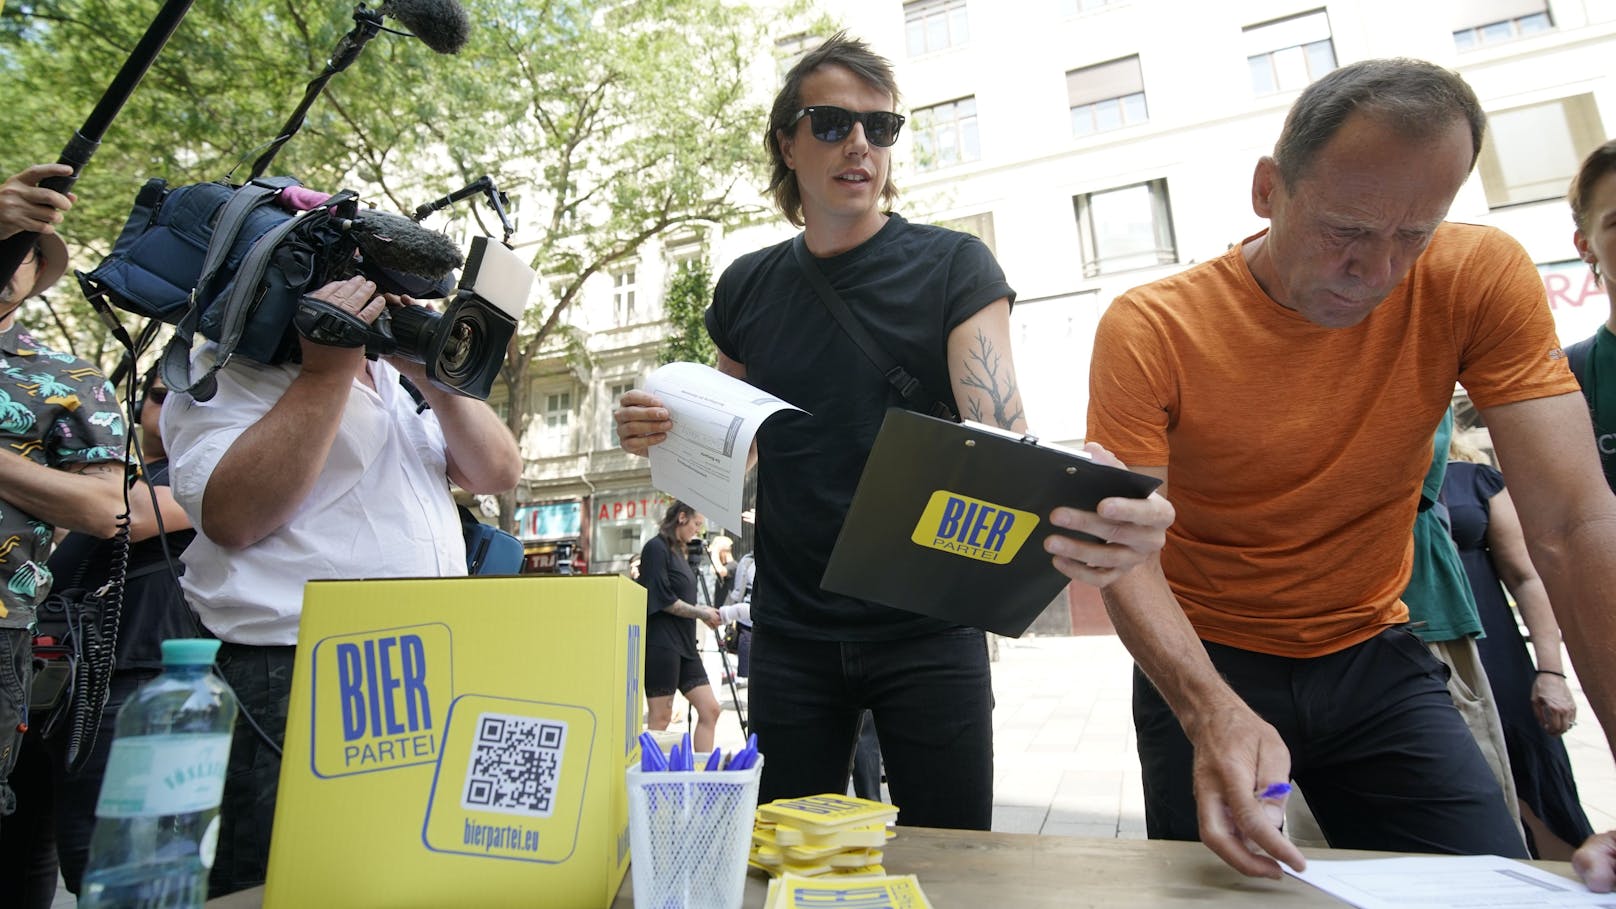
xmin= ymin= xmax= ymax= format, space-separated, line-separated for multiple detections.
xmin=461 ymin=712 xmax=567 ymax=818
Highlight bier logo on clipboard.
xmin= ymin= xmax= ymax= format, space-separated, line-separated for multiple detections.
xmin=910 ymin=491 xmax=1038 ymax=564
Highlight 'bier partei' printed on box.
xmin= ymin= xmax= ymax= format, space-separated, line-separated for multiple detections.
xmin=266 ymin=577 xmax=645 ymax=909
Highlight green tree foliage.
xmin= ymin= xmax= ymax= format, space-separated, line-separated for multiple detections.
xmin=1 ymin=0 xmax=792 ymax=530
xmin=658 ymin=259 xmax=715 ymax=367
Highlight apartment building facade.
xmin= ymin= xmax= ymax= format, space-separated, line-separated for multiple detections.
xmin=503 ymin=0 xmax=1616 ymax=574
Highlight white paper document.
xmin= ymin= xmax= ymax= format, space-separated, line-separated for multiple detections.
xmin=1287 ymin=854 xmax=1613 ymax=908
xmin=643 ymin=362 xmax=803 ymax=534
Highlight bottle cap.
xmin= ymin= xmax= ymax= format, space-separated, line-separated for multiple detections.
xmin=161 ymin=638 xmax=223 ymax=666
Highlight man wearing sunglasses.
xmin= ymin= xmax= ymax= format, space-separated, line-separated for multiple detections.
xmin=615 ymin=33 xmax=1175 ymax=830
xmin=0 ymin=162 xmax=127 ymax=908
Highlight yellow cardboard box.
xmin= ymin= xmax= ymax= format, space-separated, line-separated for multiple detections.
xmin=264 ymin=575 xmax=645 ymax=908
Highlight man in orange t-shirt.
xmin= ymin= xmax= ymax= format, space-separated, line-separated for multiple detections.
xmin=1080 ymin=59 xmax=1616 ymax=882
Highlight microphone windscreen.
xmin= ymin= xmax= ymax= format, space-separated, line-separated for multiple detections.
xmin=379 ymin=0 xmax=470 ymax=54
xmin=350 ymin=210 xmax=465 ymax=281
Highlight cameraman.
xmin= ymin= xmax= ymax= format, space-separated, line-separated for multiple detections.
xmin=162 ymin=274 xmax=520 ymax=898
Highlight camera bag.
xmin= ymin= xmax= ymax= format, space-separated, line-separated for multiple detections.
xmin=78 ymin=176 xmax=359 ymax=401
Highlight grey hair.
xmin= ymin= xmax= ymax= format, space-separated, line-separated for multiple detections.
xmin=1273 ymin=58 xmax=1486 ymax=189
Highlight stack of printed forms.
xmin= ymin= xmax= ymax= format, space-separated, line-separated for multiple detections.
xmin=763 ymin=872 xmax=934 ymax=908
xmin=750 ymin=793 xmax=898 ymax=878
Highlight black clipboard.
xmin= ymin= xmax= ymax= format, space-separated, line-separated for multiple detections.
xmin=821 ymin=408 xmax=1163 ymax=637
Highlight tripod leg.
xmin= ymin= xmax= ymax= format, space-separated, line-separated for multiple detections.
xmin=696 ymin=566 xmax=749 ymax=738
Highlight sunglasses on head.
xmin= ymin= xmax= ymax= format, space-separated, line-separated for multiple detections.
xmin=789 ymin=106 xmax=906 ymax=148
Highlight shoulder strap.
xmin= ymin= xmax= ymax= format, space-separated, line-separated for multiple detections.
xmin=1565 ymin=333 xmax=1596 ymax=392
xmin=791 ymin=235 xmax=957 ymax=422
xmin=162 ymin=178 xmax=301 ymax=402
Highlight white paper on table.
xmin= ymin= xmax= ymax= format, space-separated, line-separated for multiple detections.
xmin=643 ymin=362 xmax=804 ymax=535
xmin=1286 ymin=854 xmax=1613 ymax=908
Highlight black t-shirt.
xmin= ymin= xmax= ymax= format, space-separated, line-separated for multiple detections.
xmin=637 ymin=534 xmax=698 ymax=658
xmin=705 ymin=214 xmax=1014 ymax=641
xmin=46 ymin=459 xmax=201 ymax=671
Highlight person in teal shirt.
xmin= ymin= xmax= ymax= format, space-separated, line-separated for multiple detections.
xmin=1566 ymin=138 xmax=1616 ymax=492
xmin=1400 ymin=409 xmax=1521 ymax=847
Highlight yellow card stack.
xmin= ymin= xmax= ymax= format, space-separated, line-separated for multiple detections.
xmin=763 ymin=872 xmax=934 ymax=909
xmin=749 ymin=793 xmax=898 ymax=878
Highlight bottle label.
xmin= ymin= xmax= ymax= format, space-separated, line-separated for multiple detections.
xmin=95 ymin=734 xmax=233 ymax=818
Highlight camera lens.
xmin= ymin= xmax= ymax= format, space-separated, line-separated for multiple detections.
xmin=439 ymin=312 xmax=485 ymax=381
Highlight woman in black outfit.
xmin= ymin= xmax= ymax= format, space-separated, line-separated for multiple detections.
xmin=1444 ymin=435 xmax=1594 ymax=859
xmin=637 ymin=501 xmax=723 ymax=752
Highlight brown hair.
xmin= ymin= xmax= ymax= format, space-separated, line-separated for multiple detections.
xmin=765 ymin=31 xmax=901 ymax=226
xmin=1273 ymin=58 xmax=1486 ymax=189
xmin=1569 ymin=139 xmax=1616 ymax=235
xmin=657 ymin=501 xmax=697 ymax=548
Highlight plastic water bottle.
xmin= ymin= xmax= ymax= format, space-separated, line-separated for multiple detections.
xmin=79 ymin=638 xmax=239 ymax=909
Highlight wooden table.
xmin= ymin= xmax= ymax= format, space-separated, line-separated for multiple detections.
xmin=614 ymin=827 xmax=1581 ymax=908
xmin=210 ymin=828 xmax=1581 ymax=907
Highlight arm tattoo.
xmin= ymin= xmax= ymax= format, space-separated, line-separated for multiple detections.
xmin=665 ymin=601 xmax=707 ymax=620
xmin=958 ymin=330 xmax=1024 ymax=428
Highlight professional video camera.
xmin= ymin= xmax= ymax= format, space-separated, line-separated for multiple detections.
xmin=296 ymin=231 xmax=531 ymax=401
xmin=80 ymin=176 xmax=531 ymax=401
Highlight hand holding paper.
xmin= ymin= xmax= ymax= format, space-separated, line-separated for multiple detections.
xmin=628 ymin=362 xmax=802 ymax=534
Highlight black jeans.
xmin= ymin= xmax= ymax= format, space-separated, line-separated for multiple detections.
xmin=1134 ymin=627 xmax=1528 ymax=857
xmin=209 ymin=643 xmax=296 ymax=898
xmin=747 ymin=626 xmax=993 ymax=830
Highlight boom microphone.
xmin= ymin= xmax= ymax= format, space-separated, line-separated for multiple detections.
xmin=348 ymin=209 xmax=465 ymax=281
xmin=379 ymin=0 xmax=470 ymax=54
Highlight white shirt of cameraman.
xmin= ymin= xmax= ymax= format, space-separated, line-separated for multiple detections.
xmin=163 ymin=346 xmax=465 ymax=645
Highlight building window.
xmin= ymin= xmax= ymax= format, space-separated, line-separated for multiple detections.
xmin=541 ymin=390 xmax=572 ymax=454
xmin=1068 ymin=55 xmax=1147 ymax=138
xmin=1073 ymin=179 xmax=1177 ymax=277
xmin=1453 ymin=0 xmax=1552 ymax=51
xmin=1244 ymin=10 xmax=1336 ymax=96
xmin=612 ymin=267 xmax=637 ymax=325
xmin=937 ymin=212 xmax=997 ymax=255
xmin=905 ymin=0 xmax=969 ymax=57
xmin=1478 ymin=94 xmax=1604 ymax=209
xmin=1060 ymin=0 xmax=1118 ymax=14
xmin=913 ymin=97 xmax=980 ymax=171
xmin=602 ymin=380 xmax=636 ymax=449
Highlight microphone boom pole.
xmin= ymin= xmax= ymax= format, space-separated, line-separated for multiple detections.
xmin=248 ymin=5 xmax=386 ymax=180
xmin=0 ymin=0 xmax=196 ymax=290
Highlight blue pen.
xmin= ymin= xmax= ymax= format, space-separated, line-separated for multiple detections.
xmin=1257 ymin=782 xmax=1292 ymax=800
xmin=731 ymin=733 xmax=759 ymax=770
xmin=638 ymin=732 xmax=667 ymax=771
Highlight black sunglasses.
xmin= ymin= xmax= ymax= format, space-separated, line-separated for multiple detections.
xmin=789 ymin=106 xmax=906 ymax=148
xmin=145 ymin=387 xmax=168 ymax=405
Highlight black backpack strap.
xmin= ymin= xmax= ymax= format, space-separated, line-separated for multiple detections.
xmin=791 ymin=235 xmax=957 ymax=422
xmin=1565 ymin=333 xmax=1596 ymax=398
